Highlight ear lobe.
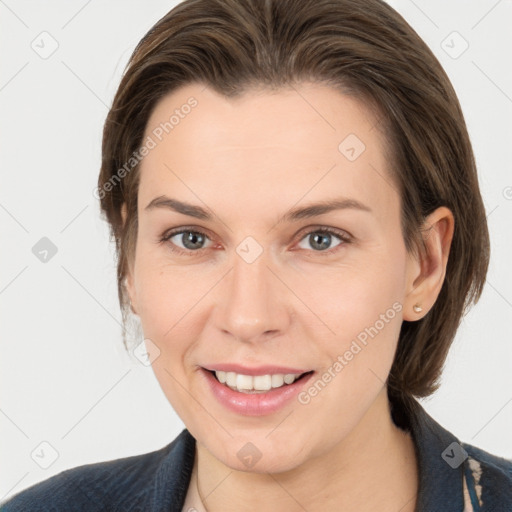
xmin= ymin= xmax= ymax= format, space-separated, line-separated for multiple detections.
xmin=403 ymin=206 xmax=454 ymax=321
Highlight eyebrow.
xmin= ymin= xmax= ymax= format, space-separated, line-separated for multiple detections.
xmin=144 ymin=195 xmax=372 ymax=222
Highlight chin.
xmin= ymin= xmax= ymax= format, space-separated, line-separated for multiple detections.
xmin=208 ymin=435 xmax=313 ymax=475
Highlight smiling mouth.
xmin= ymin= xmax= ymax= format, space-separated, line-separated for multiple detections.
xmin=207 ymin=369 xmax=314 ymax=394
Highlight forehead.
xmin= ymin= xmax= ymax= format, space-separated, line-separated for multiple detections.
xmin=144 ymin=82 xmax=382 ymax=152
xmin=138 ymin=82 xmax=398 ymax=221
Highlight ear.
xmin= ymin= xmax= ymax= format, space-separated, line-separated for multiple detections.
xmin=403 ymin=206 xmax=454 ymax=321
xmin=121 ymin=203 xmax=137 ymax=315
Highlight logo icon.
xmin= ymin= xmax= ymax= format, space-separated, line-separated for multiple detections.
xmin=441 ymin=31 xmax=469 ymax=59
xmin=441 ymin=442 xmax=468 ymax=469
xmin=237 ymin=442 xmax=262 ymax=468
xmin=133 ymin=338 xmax=161 ymax=366
xmin=32 ymin=237 xmax=58 ymax=263
xmin=338 ymin=134 xmax=366 ymax=162
xmin=31 ymin=31 xmax=59 ymax=60
xmin=236 ymin=236 xmax=264 ymax=264
xmin=31 ymin=441 xmax=59 ymax=469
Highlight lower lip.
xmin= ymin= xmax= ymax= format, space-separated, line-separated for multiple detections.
xmin=201 ymin=368 xmax=314 ymax=416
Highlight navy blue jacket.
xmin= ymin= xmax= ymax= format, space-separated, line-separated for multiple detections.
xmin=2 ymin=399 xmax=511 ymax=511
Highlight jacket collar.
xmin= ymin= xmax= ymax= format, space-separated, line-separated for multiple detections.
xmin=153 ymin=426 xmax=196 ymax=511
xmin=401 ymin=399 xmax=466 ymax=511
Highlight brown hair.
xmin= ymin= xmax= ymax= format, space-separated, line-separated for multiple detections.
xmin=98 ymin=0 xmax=489 ymax=410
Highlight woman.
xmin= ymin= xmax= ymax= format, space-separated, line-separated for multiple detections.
xmin=3 ymin=0 xmax=511 ymax=510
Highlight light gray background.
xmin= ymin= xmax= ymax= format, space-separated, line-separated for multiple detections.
xmin=1 ymin=0 xmax=511 ymax=501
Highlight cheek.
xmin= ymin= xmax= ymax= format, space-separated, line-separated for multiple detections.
xmin=290 ymin=266 xmax=404 ymax=440
xmin=134 ymin=244 xmax=190 ymax=319
xmin=300 ymin=255 xmax=404 ymax=336
xmin=133 ymin=262 xmax=207 ymax=414
xmin=298 ymin=246 xmax=406 ymax=381
xmin=132 ymin=253 xmax=215 ymax=357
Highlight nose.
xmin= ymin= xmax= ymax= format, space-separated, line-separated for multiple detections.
xmin=214 ymin=247 xmax=291 ymax=344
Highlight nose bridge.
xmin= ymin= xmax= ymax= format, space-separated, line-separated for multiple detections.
xmin=217 ymin=241 xmax=288 ymax=342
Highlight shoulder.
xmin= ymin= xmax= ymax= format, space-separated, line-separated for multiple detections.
xmin=460 ymin=440 xmax=512 ymax=509
xmin=0 ymin=429 xmax=196 ymax=512
xmin=396 ymin=397 xmax=512 ymax=510
xmin=463 ymin=441 xmax=512 ymax=477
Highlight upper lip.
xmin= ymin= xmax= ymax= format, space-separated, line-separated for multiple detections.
xmin=202 ymin=364 xmax=312 ymax=376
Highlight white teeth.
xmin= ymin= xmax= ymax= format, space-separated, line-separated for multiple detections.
xmin=226 ymin=372 xmax=237 ymax=387
xmin=271 ymin=374 xmax=284 ymax=388
xmin=253 ymin=375 xmax=272 ymax=391
xmin=236 ymin=374 xmax=253 ymax=390
xmin=213 ymin=370 xmax=303 ymax=393
xmin=283 ymin=374 xmax=296 ymax=384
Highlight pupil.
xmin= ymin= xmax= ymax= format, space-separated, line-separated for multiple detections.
xmin=311 ymin=232 xmax=331 ymax=251
xmin=183 ymin=231 xmax=204 ymax=249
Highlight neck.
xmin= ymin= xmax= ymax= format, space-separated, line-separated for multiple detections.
xmin=194 ymin=388 xmax=418 ymax=512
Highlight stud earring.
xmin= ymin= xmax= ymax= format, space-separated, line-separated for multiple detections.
xmin=413 ymin=304 xmax=423 ymax=313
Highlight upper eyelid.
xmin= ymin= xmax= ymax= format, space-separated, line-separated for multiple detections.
xmin=162 ymin=226 xmax=214 ymax=242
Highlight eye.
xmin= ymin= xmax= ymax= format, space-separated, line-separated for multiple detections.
xmin=160 ymin=228 xmax=213 ymax=254
xmin=296 ymin=227 xmax=351 ymax=253
xmin=160 ymin=226 xmax=351 ymax=256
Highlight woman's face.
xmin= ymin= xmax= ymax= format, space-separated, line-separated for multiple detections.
xmin=126 ymin=82 xmax=421 ymax=473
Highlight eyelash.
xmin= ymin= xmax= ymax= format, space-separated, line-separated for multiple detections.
xmin=159 ymin=226 xmax=352 ymax=257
